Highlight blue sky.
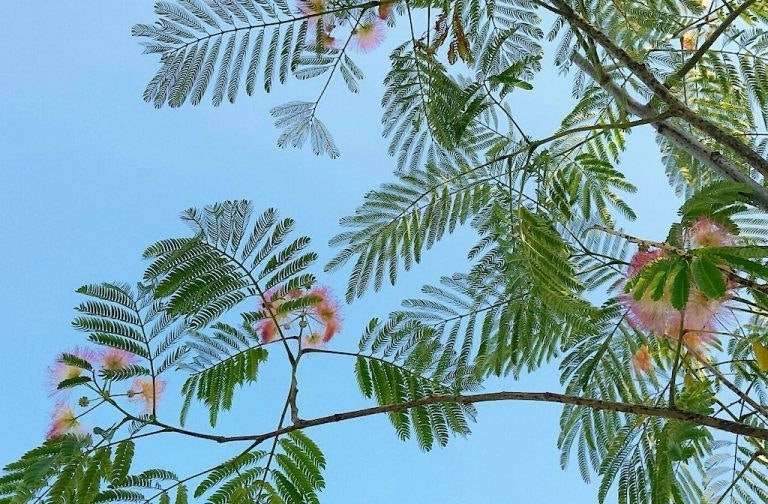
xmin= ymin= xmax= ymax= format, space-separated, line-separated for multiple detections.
xmin=0 ymin=3 xmax=681 ymax=502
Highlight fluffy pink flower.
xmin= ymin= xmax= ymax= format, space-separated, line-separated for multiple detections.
xmin=310 ymin=287 xmax=339 ymax=322
xmin=128 ymin=378 xmax=166 ymax=414
xmin=258 ymin=319 xmax=280 ymax=344
xmin=47 ymin=347 xmax=97 ymax=396
xmin=352 ymin=18 xmax=385 ymax=53
xmin=688 ymin=217 xmax=733 ymax=248
xmin=46 ymin=404 xmax=85 ymax=439
xmin=301 ymin=332 xmax=325 ymax=349
xmin=378 ymin=2 xmax=393 ymax=20
xmin=627 ymin=249 xmax=665 ymax=276
xmin=256 ymin=285 xmax=342 ymax=346
xmin=256 ymin=288 xmax=294 ymax=344
xmin=631 ymin=345 xmax=653 ymax=375
xmin=309 ymin=286 xmax=342 ymax=342
xmin=321 ymin=317 xmax=340 ymax=342
xmin=321 ymin=31 xmax=339 ymax=50
xmin=100 ymin=348 xmax=137 ymax=371
xmin=682 ymin=30 xmax=697 ymax=51
xmin=621 ymin=249 xmax=724 ymax=353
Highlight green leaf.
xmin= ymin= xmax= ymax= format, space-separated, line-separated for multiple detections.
xmin=110 ymin=440 xmax=134 ymax=486
xmin=648 ymin=268 xmax=669 ymax=302
xmin=59 ymin=353 xmax=94 ymax=371
xmin=710 ymin=250 xmax=768 ymax=278
xmin=56 ymin=376 xmax=92 ymax=390
xmin=669 ymin=260 xmax=690 ymax=310
xmin=175 ymin=483 xmax=188 ymax=504
xmin=690 ymin=256 xmax=726 ymax=300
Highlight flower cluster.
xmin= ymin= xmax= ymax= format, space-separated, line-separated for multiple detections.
xmin=620 ymin=217 xmax=735 ymax=371
xmin=255 ymin=285 xmax=342 ymax=350
xmin=631 ymin=345 xmax=653 ymax=375
xmin=46 ymin=346 xmax=98 ymax=397
xmin=127 ymin=378 xmax=166 ymax=414
xmin=298 ymin=0 xmax=391 ymax=53
xmin=47 ymin=405 xmax=84 ymax=439
xmin=682 ymin=30 xmax=697 ymax=51
xmin=45 ymin=347 xmax=164 ymax=439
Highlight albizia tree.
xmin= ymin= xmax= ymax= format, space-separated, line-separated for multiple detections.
xmin=3 ymin=0 xmax=768 ymax=502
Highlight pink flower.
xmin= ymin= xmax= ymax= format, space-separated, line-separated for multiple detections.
xmin=682 ymin=30 xmax=697 ymax=51
xmin=257 ymin=319 xmax=280 ymax=344
xmin=321 ymin=317 xmax=341 ymax=342
xmin=101 ymin=348 xmax=137 ymax=371
xmin=128 ymin=378 xmax=166 ymax=414
xmin=298 ymin=0 xmax=335 ymax=32
xmin=310 ymin=286 xmax=340 ymax=323
xmin=256 ymin=285 xmax=342 ymax=347
xmin=631 ymin=345 xmax=653 ymax=375
xmin=688 ymin=217 xmax=733 ymax=248
xmin=620 ymin=249 xmax=725 ymax=353
xmin=627 ymin=249 xmax=665 ymax=277
xmin=256 ymin=288 xmax=293 ymax=343
xmin=378 ymin=2 xmax=393 ymax=20
xmin=47 ymin=347 xmax=97 ymax=396
xmin=321 ymin=31 xmax=339 ymax=50
xmin=308 ymin=286 xmax=342 ymax=342
xmin=301 ymin=332 xmax=325 ymax=349
xmin=352 ymin=18 xmax=385 ymax=53
xmin=46 ymin=404 xmax=85 ymax=439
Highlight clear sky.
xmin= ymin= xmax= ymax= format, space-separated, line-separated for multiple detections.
xmin=0 ymin=3 xmax=681 ymax=502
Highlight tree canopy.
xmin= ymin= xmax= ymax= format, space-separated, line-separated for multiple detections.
xmin=4 ymin=0 xmax=768 ymax=502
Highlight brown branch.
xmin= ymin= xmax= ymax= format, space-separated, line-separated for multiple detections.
xmin=127 ymin=391 xmax=768 ymax=446
xmin=546 ymin=0 xmax=768 ymax=179
xmin=674 ymin=0 xmax=760 ymax=81
xmin=218 ymin=391 xmax=768 ymax=445
xmin=571 ymin=53 xmax=768 ymax=211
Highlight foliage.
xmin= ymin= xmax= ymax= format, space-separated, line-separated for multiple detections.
xmin=7 ymin=0 xmax=768 ymax=502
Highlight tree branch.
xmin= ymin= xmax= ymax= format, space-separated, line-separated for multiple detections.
xmin=226 ymin=390 xmax=768 ymax=445
xmin=673 ymin=0 xmax=759 ymax=81
xmin=571 ymin=53 xmax=768 ymax=211
xmin=547 ymin=0 xmax=768 ymax=179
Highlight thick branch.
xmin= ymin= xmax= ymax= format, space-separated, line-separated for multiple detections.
xmin=547 ymin=0 xmax=768 ymax=178
xmin=208 ymin=390 xmax=768 ymax=444
xmin=674 ymin=0 xmax=759 ymax=80
xmin=572 ymin=53 xmax=768 ymax=211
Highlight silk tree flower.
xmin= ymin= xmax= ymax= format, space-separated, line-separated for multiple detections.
xmin=257 ymin=318 xmax=280 ymax=344
xmin=128 ymin=378 xmax=166 ymax=414
xmin=621 ymin=249 xmax=722 ymax=350
xmin=688 ymin=216 xmax=734 ymax=248
xmin=308 ymin=286 xmax=342 ymax=342
xmin=378 ymin=1 xmax=393 ymax=20
xmin=256 ymin=288 xmax=300 ymax=344
xmin=47 ymin=347 xmax=97 ymax=396
xmin=631 ymin=345 xmax=653 ymax=375
xmin=46 ymin=404 xmax=85 ymax=439
xmin=352 ymin=18 xmax=385 ymax=53
xmin=100 ymin=348 xmax=137 ymax=371
xmin=620 ymin=247 xmax=726 ymax=354
xmin=321 ymin=31 xmax=340 ymax=50
xmin=682 ymin=30 xmax=697 ymax=51
xmin=256 ymin=286 xmax=342 ymax=346
xmin=301 ymin=332 xmax=324 ymax=349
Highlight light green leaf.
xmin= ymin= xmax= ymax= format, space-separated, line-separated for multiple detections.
xmin=690 ymin=256 xmax=726 ymax=300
